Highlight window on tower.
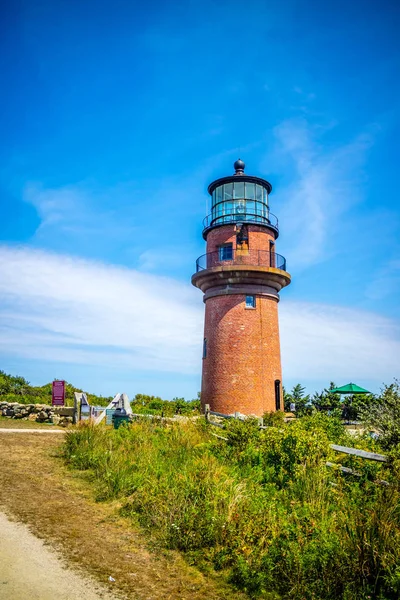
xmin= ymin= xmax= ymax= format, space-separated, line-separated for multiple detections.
xmin=219 ymin=243 xmax=233 ymax=261
xmin=245 ymin=295 xmax=256 ymax=308
xmin=203 ymin=338 xmax=207 ymax=359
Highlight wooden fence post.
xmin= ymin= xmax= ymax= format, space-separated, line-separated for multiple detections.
xmin=205 ymin=404 xmax=210 ymax=423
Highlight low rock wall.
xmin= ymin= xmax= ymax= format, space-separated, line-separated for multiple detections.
xmin=0 ymin=402 xmax=74 ymax=427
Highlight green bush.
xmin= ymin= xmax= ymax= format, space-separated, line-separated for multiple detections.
xmin=262 ymin=410 xmax=285 ymax=427
xmin=130 ymin=393 xmax=201 ymax=417
xmin=360 ymin=381 xmax=400 ymax=449
xmin=63 ymin=416 xmax=400 ymax=600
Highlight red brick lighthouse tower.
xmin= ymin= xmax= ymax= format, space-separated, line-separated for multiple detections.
xmin=192 ymin=160 xmax=291 ymax=416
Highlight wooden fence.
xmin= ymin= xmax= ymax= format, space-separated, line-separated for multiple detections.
xmin=204 ymin=405 xmax=389 ymax=483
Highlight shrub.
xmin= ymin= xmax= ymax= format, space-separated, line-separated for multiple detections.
xmin=63 ymin=416 xmax=400 ymax=600
xmin=360 ymin=380 xmax=400 ymax=449
xmin=262 ymin=410 xmax=285 ymax=427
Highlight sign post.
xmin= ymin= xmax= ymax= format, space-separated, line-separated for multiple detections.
xmin=52 ymin=380 xmax=65 ymax=406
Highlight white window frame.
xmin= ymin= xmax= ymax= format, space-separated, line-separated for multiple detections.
xmin=245 ymin=295 xmax=256 ymax=309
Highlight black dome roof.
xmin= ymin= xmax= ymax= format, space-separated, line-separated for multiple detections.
xmin=234 ymin=158 xmax=245 ymax=173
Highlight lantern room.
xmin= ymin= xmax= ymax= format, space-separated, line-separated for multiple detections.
xmin=203 ymin=159 xmax=277 ymax=239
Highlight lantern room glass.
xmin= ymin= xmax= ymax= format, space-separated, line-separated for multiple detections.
xmin=211 ymin=182 xmax=269 ymax=225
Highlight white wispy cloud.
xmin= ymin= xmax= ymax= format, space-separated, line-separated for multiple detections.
xmin=281 ymin=301 xmax=400 ymax=383
xmin=267 ymin=118 xmax=378 ymax=270
xmin=24 ymin=182 xmax=137 ymax=240
xmin=0 ymin=245 xmax=202 ymax=374
xmin=22 ymin=166 xmax=211 ymax=255
xmin=365 ymin=259 xmax=400 ymax=301
xmin=0 ymin=246 xmax=398 ymax=388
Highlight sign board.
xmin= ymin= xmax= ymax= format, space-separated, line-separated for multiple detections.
xmin=290 ymin=402 xmax=296 ymax=412
xmin=106 ymin=409 xmax=115 ymax=425
xmin=52 ymin=380 xmax=66 ymax=406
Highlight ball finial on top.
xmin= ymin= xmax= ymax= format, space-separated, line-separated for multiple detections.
xmin=234 ymin=158 xmax=245 ymax=174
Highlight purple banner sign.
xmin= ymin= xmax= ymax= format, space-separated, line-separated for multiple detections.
xmin=52 ymin=380 xmax=65 ymax=406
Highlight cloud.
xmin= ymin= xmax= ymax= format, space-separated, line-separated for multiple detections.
xmin=137 ymin=248 xmax=192 ymax=272
xmin=23 ymin=182 xmax=137 ymax=241
xmin=0 ymin=246 xmax=398 ymax=389
xmin=0 ymin=245 xmax=202 ymax=374
xmin=268 ymin=118 xmax=378 ymax=270
xmin=22 ymin=168 xmax=210 ymax=252
xmin=365 ymin=259 xmax=400 ymax=301
xmin=280 ymin=301 xmax=400 ymax=384
xmin=293 ymin=86 xmax=316 ymax=101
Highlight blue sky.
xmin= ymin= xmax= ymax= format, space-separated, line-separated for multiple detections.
xmin=0 ymin=0 xmax=399 ymax=399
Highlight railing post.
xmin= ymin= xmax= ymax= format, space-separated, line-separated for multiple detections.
xmin=205 ymin=404 xmax=210 ymax=422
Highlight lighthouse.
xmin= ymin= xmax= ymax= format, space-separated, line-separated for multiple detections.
xmin=192 ymin=160 xmax=291 ymax=416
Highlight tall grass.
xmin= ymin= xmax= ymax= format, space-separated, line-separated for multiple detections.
xmin=63 ymin=417 xmax=400 ymax=599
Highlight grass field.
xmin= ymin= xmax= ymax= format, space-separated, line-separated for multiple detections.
xmin=0 ymin=430 xmax=246 ymax=599
xmin=62 ymin=417 xmax=400 ymax=600
xmin=0 ymin=416 xmax=63 ymax=429
xmin=3 ymin=414 xmax=399 ymax=599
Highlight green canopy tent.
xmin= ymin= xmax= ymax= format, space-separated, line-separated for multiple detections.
xmin=330 ymin=383 xmax=371 ymax=395
xmin=330 ymin=383 xmax=372 ymax=423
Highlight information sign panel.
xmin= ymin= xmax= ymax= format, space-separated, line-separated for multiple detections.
xmin=106 ymin=409 xmax=115 ymax=425
xmin=52 ymin=380 xmax=65 ymax=406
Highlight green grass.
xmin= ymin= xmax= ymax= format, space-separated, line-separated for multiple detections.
xmin=62 ymin=416 xmax=400 ymax=600
xmin=0 ymin=416 xmax=62 ymax=428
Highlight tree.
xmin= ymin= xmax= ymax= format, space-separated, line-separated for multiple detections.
xmin=0 ymin=370 xmax=30 ymax=396
xmin=284 ymin=383 xmax=311 ymax=416
xmin=360 ymin=380 xmax=400 ymax=449
xmin=311 ymin=382 xmax=342 ymax=414
xmin=133 ymin=393 xmax=162 ymax=407
xmin=173 ymin=397 xmax=186 ymax=414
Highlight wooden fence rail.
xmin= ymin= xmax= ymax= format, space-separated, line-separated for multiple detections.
xmin=204 ymin=406 xmax=389 ymax=478
xmin=205 ymin=405 xmax=264 ymax=427
xmin=330 ymin=444 xmax=388 ymax=462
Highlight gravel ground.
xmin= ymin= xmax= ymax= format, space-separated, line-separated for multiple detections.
xmin=0 ymin=511 xmax=119 ymax=600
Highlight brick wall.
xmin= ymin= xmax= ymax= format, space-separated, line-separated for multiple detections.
xmin=206 ymin=224 xmax=277 ymax=254
xmin=201 ymin=293 xmax=283 ymax=416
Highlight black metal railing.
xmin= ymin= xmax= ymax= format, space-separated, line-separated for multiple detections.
xmin=202 ymin=210 xmax=279 ymax=233
xmin=195 ymin=249 xmax=287 ymax=272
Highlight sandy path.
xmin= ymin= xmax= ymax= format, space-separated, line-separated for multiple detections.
xmin=0 ymin=429 xmax=65 ymax=434
xmin=0 ymin=511 xmax=118 ymax=600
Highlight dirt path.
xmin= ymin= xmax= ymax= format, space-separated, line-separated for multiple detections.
xmin=0 ymin=512 xmax=117 ymax=600
xmin=0 ymin=432 xmax=244 ymax=600
xmin=0 ymin=428 xmax=65 ymax=434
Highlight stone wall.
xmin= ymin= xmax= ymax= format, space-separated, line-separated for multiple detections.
xmin=0 ymin=402 xmax=74 ymax=427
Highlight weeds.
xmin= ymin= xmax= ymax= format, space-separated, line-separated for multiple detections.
xmin=63 ymin=417 xmax=400 ymax=599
